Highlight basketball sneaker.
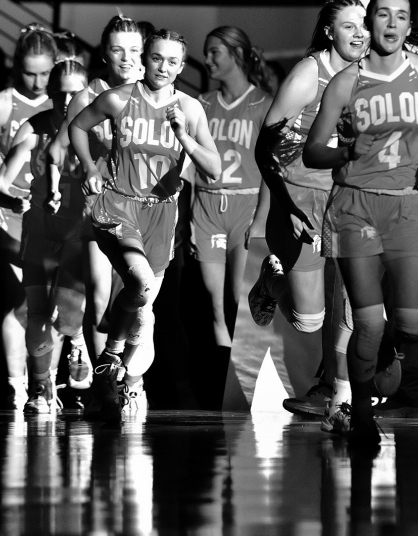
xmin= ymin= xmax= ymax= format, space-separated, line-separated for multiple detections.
xmin=89 ymin=350 xmax=126 ymax=423
xmin=24 ymin=376 xmax=58 ymax=414
xmin=248 ymin=255 xmax=283 ymax=326
xmin=119 ymin=378 xmax=148 ymax=416
xmin=321 ymin=401 xmax=351 ymax=434
xmin=67 ymin=343 xmax=93 ymax=390
xmin=283 ymin=383 xmax=332 ymax=416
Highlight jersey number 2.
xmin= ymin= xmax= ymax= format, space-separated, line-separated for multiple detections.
xmin=378 ymin=131 xmax=401 ymax=170
xmin=222 ymin=150 xmax=242 ymax=185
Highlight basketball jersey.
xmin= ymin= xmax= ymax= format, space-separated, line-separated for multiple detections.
xmin=284 ymin=50 xmax=336 ymax=192
xmin=335 ymin=56 xmax=418 ymax=190
xmin=196 ymin=85 xmax=272 ymax=190
xmin=106 ymin=81 xmax=185 ymax=199
xmin=0 ymin=88 xmax=51 ymax=196
xmin=88 ymin=78 xmax=113 ymax=180
xmin=29 ymin=111 xmax=84 ymax=220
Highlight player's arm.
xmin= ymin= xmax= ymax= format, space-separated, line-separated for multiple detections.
xmin=0 ymin=122 xmax=35 ymax=212
xmin=303 ymin=67 xmax=372 ymax=168
xmin=168 ymin=97 xmax=221 ymax=182
xmin=254 ymin=58 xmax=319 ymax=241
xmin=245 ymin=179 xmax=270 ymax=249
xmin=69 ymin=86 xmax=129 ymax=193
xmin=0 ymin=89 xmax=12 ymax=130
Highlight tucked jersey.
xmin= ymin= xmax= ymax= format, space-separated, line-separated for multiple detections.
xmin=106 ymin=81 xmax=185 ymax=199
xmin=0 ymin=88 xmax=51 ymax=195
xmin=284 ymin=50 xmax=336 ymax=192
xmin=335 ymin=57 xmax=418 ymax=190
xmin=29 ymin=111 xmax=84 ymax=220
xmin=196 ymin=85 xmax=272 ymax=190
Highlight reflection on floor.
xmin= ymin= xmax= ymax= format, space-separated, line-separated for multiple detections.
xmin=0 ymin=409 xmax=417 ymax=535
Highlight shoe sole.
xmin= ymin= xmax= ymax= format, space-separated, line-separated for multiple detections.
xmin=283 ymin=400 xmax=328 ymax=417
xmin=248 ymin=259 xmax=277 ymax=327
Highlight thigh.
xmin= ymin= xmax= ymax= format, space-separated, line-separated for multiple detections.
xmin=227 ymin=243 xmax=248 ymax=305
xmin=56 ymin=238 xmax=84 ymax=295
xmin=338 ymin=256 xmax=384 ymax=309
xmin=200 ymin=261 xmax=226 ymax=310
xmin=286 ymin=266 xmax=325 ymax=314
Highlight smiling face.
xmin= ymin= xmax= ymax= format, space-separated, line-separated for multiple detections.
xmin=204 ymin=36 xmax=239 ymax=81
xmin=144 ymin=39 xmax=184 ymax=91
xmin=20 ymin=54 xmax=55 ymax=99
xmin=368 ymin=0 xmax=411 ymax=55
xmin=104 ymin=31 xmax=143 ymax=85
xmin=329 ymin=5 xmax=370 ymax=63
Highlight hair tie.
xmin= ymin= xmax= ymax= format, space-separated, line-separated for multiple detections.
xmin=116 ymin=7 xmax=132 ymax=22
xmin=21 ymin=23 xmax=48 ymax=34
xmin=53 ymin=30 xmax=75 ymax=40
xmin=55 ymin=56 xmax=77 ymax=64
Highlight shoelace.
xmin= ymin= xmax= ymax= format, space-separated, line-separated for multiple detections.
xmin=118 ymin=384 xmax=142 ymax=412
xmin=95 ymin=360 xmax=126 ymax=382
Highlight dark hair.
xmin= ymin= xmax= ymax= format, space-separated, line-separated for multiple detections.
xmin=13 ymin=23 xmax=57 ymax=78
xmin=54 ymin=30 xmax=85 ymax=61
xmin=142 ymin=29 xmax=188 ymax=62
xmin=47 ymin=59 xmax=87 ymax=97
xmin=204 ymin=26 xmax=272 ymax=94
xmin=306 ymin=0 xmax=366 ymax=56
xmin=137 ymin=21 xmax=156 ymax=43
xmin=100 ymin=14 xmax=141 ymax=57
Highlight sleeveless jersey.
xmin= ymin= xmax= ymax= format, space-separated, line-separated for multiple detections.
xmin=29 ymin=111 xmax=84 ymax=220
xmin=335 ymin=57 xmax=418 ymax=190
xmin=196 ymin=85 xmax=272 ymax=190
xmin=284 ymin=50 xmax=337 ymax=192
xmin=106 ymin=81 xmax=185 ymax=199
xmin=88 ymin=78 xmax=113 ymax=180
xmin=0 ymin=88 xmax=51 ymax=195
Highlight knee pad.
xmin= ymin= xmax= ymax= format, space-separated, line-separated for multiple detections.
xmin=26 ymin=314 xmax=54 ymax=357
xmin=125 ymin=304 xmax=155 ymax=376
xmin=119 ymin=263 xmax=154 ymax=311
xmin=52 ymin=288 xmax=86 ymax=337
xmin=291 ymin=308 xmax=325 ymax=333
xmin=393 ymin=307 xmax=418 ymax=342
xmin=351 ymin=304 xmax=385 ymax=378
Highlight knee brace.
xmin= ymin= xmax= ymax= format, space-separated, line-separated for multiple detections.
xmin=125 ymin=304 xmax=155 ymax=376
xmin=351 ymin=304 xmax=385 ymax=381
xmin=118 ymin=263 xmax=154 ymax=312
xmin=335 ymin=298 xmax=353 ymax=355
xmin=291 ymin=308 xmax=325 ymax=333
xmin=52 ymin=287 xmax=86 ymax=337
xmin=393 ymin=307 xmax=418 ymax=342
xmin=26 ymin=314 xmax=54 ymax=357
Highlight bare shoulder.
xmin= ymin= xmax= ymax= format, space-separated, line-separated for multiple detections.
xmin=96 ymin=83 xmax=135 ymax=117
xmin=0 ymin=88 xmax=13 ymax=127
xmin=67 ymin=87 xmax=89 ymax=122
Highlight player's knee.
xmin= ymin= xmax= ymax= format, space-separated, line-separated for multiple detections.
xmin=53 ymin=288 xmax=85 ymax=337
xmin=291 ymin=308 xmax=325 ymax=333
xmin=120 ymin=263 xmax=154 ymax=311
xmin=393 ymin=307 xmax=418 ymax=343
xmin=26 ymin=314 xmax=53 ymax=357
xmin=352 ymin=304 xmax=385 ymax=363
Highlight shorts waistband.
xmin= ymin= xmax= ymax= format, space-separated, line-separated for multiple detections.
xmin=196 ymin=187 xmax=260 ymax=196
xmin=104 ymin=185 xmax=178 ymax=205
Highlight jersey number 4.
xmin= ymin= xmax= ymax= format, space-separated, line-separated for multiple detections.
xmin=378 ymin=131 xmax=401 ymax=170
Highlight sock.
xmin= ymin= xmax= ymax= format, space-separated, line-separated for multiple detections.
xmin=105 ymin=338 xmax=125 ymax=355
xmin=8 ymin=375 xmax=28 ymax=395
xmin=70 ymin=330 xmax=84 ymax=348
xmin=329 ymin=378 xmax=351 ymax=413
xmin=33 ymin=370 xmax=51 ymax=381
xmin=50 ymin=368 xmax=58 ymax=384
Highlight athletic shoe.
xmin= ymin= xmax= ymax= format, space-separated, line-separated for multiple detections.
xmin=67 ymin=344 xmax=93 ymax=390
xmin=24 ymin=377 xmax=57 ymax=414
xmin=248 ymin=255 xmax=284 ymax=326
xmin=283 ymin=383 xmax=332 ymax=416
xmin=119 ymin=380 xmax=148 ymax=416
xmin=321 ymin=401 xmax=351 ymax=434
xmin=373 ymin=398 xmax=418 ymax=418
xmin=6 ymin=390 xmax=28 ymax=411
xmin=91 ymin=350 xmax=126 ymax=423
xmin=374 ymin=348 xmax=403 ymax=398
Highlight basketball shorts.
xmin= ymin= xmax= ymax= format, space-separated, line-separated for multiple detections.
xmin=192 ymin=189 xmax=258 ymax=263
xmin=322 ymin=185 xmax=418 ymax=261
xmin=266 ymin=183 xmax=328 ymax=272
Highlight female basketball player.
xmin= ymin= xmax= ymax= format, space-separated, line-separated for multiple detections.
xmin=248 ymin=0 xmax=370 ymax=432
xmin=69 ymin=29 xmax=221 ymax=422
xmin=304 ymin=0 xmax=418 ymax=446
xmin=0 ymin=60 xmax=88 ymax=413
xmin=50 ymin=15 xmax=148 ymax=416
xmin=193 ymin=26 xmax=272 ymax=360
xmin=0 ymin=24 xmax=56 ymax=409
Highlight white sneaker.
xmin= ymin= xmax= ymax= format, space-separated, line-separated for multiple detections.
xmin=119 ymin=380 xmax=148 ymax=416
xmin=321 ymin=401 xmax=351 ymax=434
xmin=67 ymin=344 xmax=93 ymax=390
xmin=24 ymin=377 xmax=58 ymax=414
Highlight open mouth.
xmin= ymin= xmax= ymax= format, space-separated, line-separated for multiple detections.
xmin=350 ymin=40 xmax=364 ymax=48
xmin=384 ymin=33 xmax=398 ymax=42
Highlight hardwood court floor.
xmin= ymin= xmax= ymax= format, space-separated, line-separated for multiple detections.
xmin=0 ymin=409 xmax=417 ymax=535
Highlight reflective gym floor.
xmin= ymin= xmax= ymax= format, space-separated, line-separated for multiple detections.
xmin=0 ymin=409 xmax=417 ymax=536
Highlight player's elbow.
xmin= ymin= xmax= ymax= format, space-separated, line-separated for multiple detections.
xmin=302 ymin=141 xmax=317 ymax=168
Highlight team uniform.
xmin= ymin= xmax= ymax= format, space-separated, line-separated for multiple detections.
xmin=0 ymin=88 xmax=51 ymax=260
xmin=193 ymin=85 xmax=272 ymax=263
xmin=20 ymin=110 xmax=86 ymax=357
xmin=323 ymin=56 xmax=418 ymax=261
xmin=266 ymin=50 xmax=337 ymax=272
xmin=91 ymin=81 xmax=185 ymax=274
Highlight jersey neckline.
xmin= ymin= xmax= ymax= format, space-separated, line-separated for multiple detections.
xmin=11 ymin=88 xmax=49 ymax=107
xmin=137 ymin=81 xmax=179 ymax=109
xmin=216 ymin=84 xmax=255 ymax=111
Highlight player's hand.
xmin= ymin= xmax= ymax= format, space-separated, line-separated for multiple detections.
xmin=12 ymin=194 xmax=31 ymax=214
xmin=350 ymin=133 xmax=374 ymax=160
xmin=166 ymin=104 xmax=186 ymax=138
xmin=245 ymin=219 xmax=265 ymax=250
xmin=45 ymin=191 xmax=62 ymax=215
xmin=86 ymin=168 xmax=103 ymax=195
xmin=290 ymin=213 xmax=314 ymax=244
